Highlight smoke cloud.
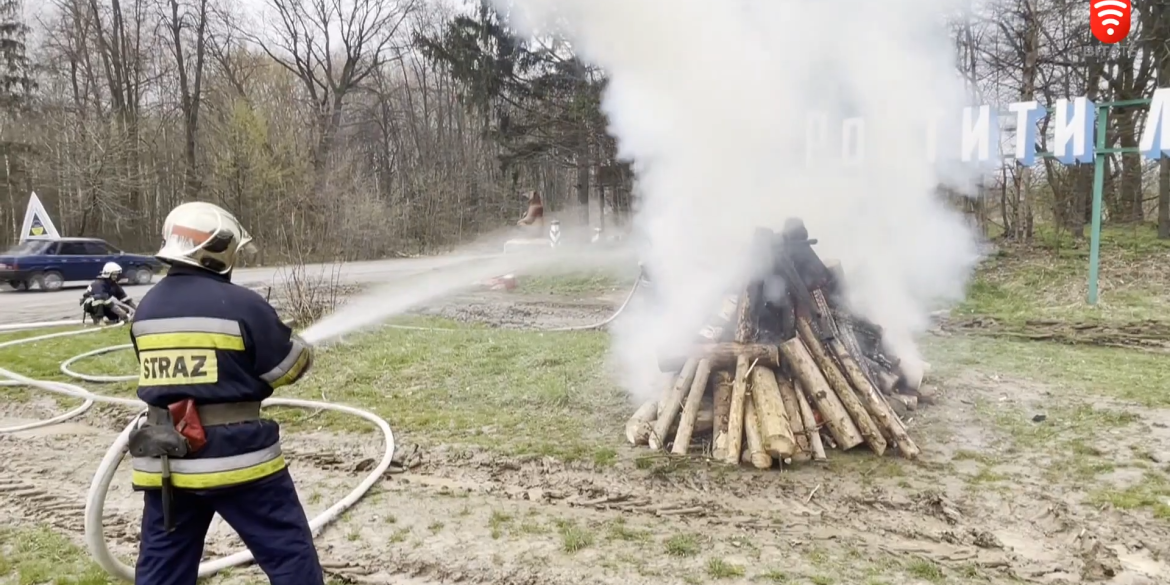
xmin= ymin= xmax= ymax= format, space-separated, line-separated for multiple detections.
xmin=491 ymin=0 xmax=985 ymax=402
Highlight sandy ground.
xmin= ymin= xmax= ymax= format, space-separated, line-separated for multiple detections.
xmin=2 ymin=290 xmax=1168 ymax=584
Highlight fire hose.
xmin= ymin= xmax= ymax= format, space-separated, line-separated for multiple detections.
xmin=0 ymin=322 xmax=396 ymax=581
xmin=0 ymin=270 xmax=643 ymax=580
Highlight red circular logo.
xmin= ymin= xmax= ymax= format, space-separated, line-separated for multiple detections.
xmin=1090 ymin=0 xmax=1131 ymax=44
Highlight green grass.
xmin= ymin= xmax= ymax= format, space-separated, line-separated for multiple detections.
xmin=0 ymin=325 xmax=136 ymax=379
xmin=905 ymin=558 xmax=945 ymax=583
xmin=706 ymin=558 xmax=745 ymax=579
xmin=756 ymin=569 xmax=790 ymax=582
xmin=285 ymin=317 xmax=628 ymax=459
xmin=924 ymin=334 xmax=1170 ymax=407
xmin=0 ymin=325 xmax=138 ymax=404
xmin=516 ymin=269 xmax=635 ymax=296
xmin=0 ymin=526 xmax=114 ymax=584
xmin=554 ymin=520 xmax=594 ymax=553
xmin=664 ymin=534 xmax=700 ymax=557
xmin=923 ymin=297 xmax=1170 ymax=513
xmin=0 ymin=318 xmax=628 ymax=461
xmin=957 ymin=223 xmax=1170 ymax=325
xmin=605 ymin=517 xmax=651 ymax=543
xmin=1090 ymin=471 xmax=1170 ymax=518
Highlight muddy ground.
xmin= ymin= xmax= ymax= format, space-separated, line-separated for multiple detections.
xmin=2 ymin=288 xmax=1169 ymax=585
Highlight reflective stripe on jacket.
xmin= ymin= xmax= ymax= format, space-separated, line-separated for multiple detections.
xmin=128 ymin=264 xmax=313 ymax=491
xmin=131 ymin=443 xmax=285 ymax=489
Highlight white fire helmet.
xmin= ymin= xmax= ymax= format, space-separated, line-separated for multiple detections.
xmin=156 ymin=202 xmax=255 ymax=275
xmin=100 ymin=262 xmax=122 ymax=279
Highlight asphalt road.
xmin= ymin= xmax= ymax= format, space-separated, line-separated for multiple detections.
xmin=0 ymin=254 xmax=503 ymax=324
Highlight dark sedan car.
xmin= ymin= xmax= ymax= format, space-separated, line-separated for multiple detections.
xmin=0 ymin=237 xmax=164 ymax=291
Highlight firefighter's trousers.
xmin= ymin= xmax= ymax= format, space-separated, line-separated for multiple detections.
xmin=134 ymin=468 xmax=324 ymax=585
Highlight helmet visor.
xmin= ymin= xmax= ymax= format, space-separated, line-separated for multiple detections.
xmin=160 ymin=222 xmax=214 ymax=258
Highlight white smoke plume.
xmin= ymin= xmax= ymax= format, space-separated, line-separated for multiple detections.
xmin=490 ymin=0 xmax=985 ymax=403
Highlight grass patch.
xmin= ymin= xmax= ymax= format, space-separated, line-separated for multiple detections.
xmin=0 ymin=325 xmax=136 ymax=381
xmin=488 ymin=510 xmax=512 ymax=539
xmin=592 ymin=447 xmax=618 ymax=467
xmin=928 ymin=321 xmax=1169 ymax=506
xmin=706 ymin=558 xmax=745 ymax=579
xmin=0 ymin=525 xmax=113 ymax=584
xmin=905 ymin=558 xmax=944 ymax=583
xmin=554 ymin=520 xmax=594 ymax=553
xmin=924 ymin=335 xmax=1170 ymax=408
xmin=664 ymin=534 xmax=700 ymax=557
xmin=606 ymin=517 xmax=650 ymax=542
xmin=969 ymin=467 xmax=1009 ymax=484
xmin=952 ymin=450 xmax=999 ymax=465
xmin=957 ymin=224 xmax=1170 ymax=325
xmin=517 ymin=269 xmax=635 ymax=296
xmin=0 ymin=326 xmax=138 ymax=405
xmin=756 ymin=569 xmax=790 ymax=582
xmin=282 ymin=317 xmax=628 ymax=460
xmin=1 ymin=318 xmax=629 ymax=461
xmin=1090 ymin=471 xmax=1170 ymax=518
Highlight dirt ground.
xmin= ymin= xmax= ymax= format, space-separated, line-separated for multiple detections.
xmin=939 ymin=317 xmax=1170 ymax=354
xmin=2 ymin=287 xmax=1169 ymax=584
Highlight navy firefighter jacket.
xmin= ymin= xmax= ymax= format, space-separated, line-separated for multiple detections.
xmin=128 ymin=264 xmax=312 ymax=465
xmin=83 ymin=277 xmax=128 ymax=302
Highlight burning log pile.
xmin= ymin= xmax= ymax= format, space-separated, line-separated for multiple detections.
xmin=625 ymin=219 xmax=934 ymax=468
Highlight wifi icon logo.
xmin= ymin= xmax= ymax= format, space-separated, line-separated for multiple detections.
xmin=1090 ymin=0 xmax=1131 ymax=44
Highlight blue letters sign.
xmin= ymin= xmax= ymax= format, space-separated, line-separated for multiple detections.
xmin=806 ymin=87 xmax=1170 ymax=165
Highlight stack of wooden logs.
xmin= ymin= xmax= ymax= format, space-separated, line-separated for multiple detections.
xmin=625 ymin=219 xmax=933 ymax=468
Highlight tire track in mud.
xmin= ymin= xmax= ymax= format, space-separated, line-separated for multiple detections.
xmin=289 ymin=416 xmax=1170 ymax=585
xmin=0 ymin=445 xmax=138 ymax=541
xmin=0 ymin=434 xmax=1022 ymax=585
xmin=0 ymin=477 xmax=91 ymax=533
xmin=8 ymin=370 xmax=1168 ymax=585
xmin=282 ymin=441 xmax=1031 ymax=585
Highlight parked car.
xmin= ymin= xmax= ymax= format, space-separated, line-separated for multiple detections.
xmin=0 ymin=237 xmax=164 ymax=291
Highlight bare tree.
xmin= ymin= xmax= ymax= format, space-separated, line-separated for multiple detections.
xmin=162 ymin=0 xmax=209 ymax=198
xmin=252 ymin=0 xmax=416 ymax=175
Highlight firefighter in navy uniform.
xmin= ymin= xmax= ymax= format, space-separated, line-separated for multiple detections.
xmin=81 ymin=262 xmax=135 ymax=324
xmin=127 ymin=201 xmax=324 ymax=585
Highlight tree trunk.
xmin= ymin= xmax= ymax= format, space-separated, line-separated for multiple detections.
xmin=671 ymin=359 xmax=713 ymax=455
xmin=723 ymin=355 xmax=751 ymax=464
xmin=650 ymin=358 xmax=699 ymax=451
xmin=742 ymin=400 xmax=773 ymax=469
xmin=795 ymin=319 xmax=887 ymax=455
xmin=748 ymin=366 xmax=798 ymax=458
xmin=658 ymin=343 xmax=779 ymax=371
xmin=1158 ymin=12 xmax=1170 ymax=238
xmin=1119 ymin=113 xmax=1143 ymax=222
xmin=793 ymin=379 xmax=827 ymax=461
xmin=711 ymin=370 xmax=733 ymax=459
xmin=575 ymin=146 xmax=590 ymax=226
xmin=775 ymin=371 xmax=812 ymax=461
xmin=1015 ymin=0 xmax=1039 ymax=241
xmin=625 ymin=401 xmax=657 ymax=445
xmin=779 ymin=338 xmax=864 ymax=450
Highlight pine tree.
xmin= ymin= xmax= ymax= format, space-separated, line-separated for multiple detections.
xmin=0 ymin=0 xmax=32 ymax=112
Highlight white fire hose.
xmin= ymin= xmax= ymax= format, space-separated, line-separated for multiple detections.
xmin=0 ymin=270 xmax=644 ymax=580
xmin=0 ymin=323 xmax=396 ymax=582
